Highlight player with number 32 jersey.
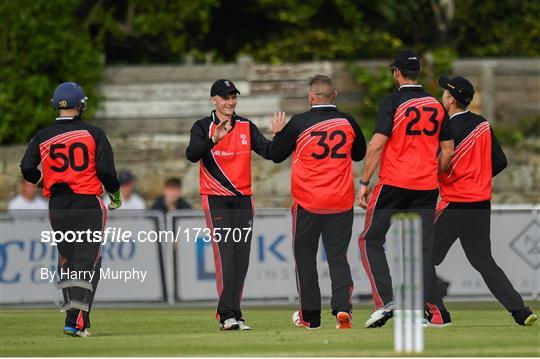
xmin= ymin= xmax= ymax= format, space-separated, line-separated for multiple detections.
xmin=268 ymin=75 xmax=366 ymax=330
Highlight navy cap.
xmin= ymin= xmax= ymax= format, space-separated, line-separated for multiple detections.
xmin=118 ymin=170 xmax=136 ymax=184
xmin=210 ymin=79 xmax=240 ymax=97
xmin=390 ymin=50 xmax=421 ymax=71
xmin=439 ymin=76 xmax=475 ymax=105
xmin=51 ymin=82 xmax=86 ymax=109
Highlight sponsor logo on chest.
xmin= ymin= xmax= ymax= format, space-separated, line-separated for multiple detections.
xmin=213 ymin=149 xmax=251 ymax=157
xmin=240 ymin=133 xmax=248 ymax=145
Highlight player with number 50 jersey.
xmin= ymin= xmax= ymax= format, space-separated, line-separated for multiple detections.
xmin=20 ymin=82 xmax=120 ymax=337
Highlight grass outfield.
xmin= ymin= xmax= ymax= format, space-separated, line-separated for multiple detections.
xmin=0 ymin=302 xmax=538 ymax=356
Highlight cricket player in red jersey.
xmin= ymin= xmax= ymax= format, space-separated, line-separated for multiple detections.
xmin=20 ymin=82 xmax=121 ymax=337
xmin=186 ymin=79 xmax=277 ymax=331
xmin=356 ymin=50 xmax=454 ymax=328
xmin=424 ymin=76 xmax=537 ymax=327
xmin=268 ymin=75 xmax=366 ymax=329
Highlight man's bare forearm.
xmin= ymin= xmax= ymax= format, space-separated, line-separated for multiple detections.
xmin=361 ymin=142 xmax=384 ymax=182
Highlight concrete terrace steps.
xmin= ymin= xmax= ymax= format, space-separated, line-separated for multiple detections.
xmin=96 ymin=60 xmax=390 ymax=137
xmin=96 ymin=85 xmax=281 ymax=134
xmin=104 ymin=64 xmax=248 ymax=84
xmin=99 ymin=82 xmax=252 ymax=101
xmin=96 ymin=59 xmax=540 ymax=135
xmin=97 ymin=96 xmax=281 ymax=119
xmin=96 ymin=63 xmax=334 ymax=135
xmin=98 ymin=116 xmax=276 ymax=136
xmin=104 ymin=61 xmax=340 ymax=83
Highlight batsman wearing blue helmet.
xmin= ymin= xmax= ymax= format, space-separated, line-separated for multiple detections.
xmin=20 ymin=82 xmax=122 ymax=337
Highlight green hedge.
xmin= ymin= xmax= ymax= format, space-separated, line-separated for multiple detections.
xmin=0 ymin=0 xmax=103 ymax=144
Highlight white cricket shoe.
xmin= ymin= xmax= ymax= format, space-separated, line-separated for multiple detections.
xmin=219 ymin=318 xmax=240 ymax=330
xmin=292 ymin=310 xmax=320 ymax=330
xmin=64 ymin=326 xmax=91 ymax=337
xmin=77 ymin=329 xmax=91 ymax=337
xmin=292 ymin=311 xmax=303 ymax=327
xmin=238 ymin=320 xmax=251 ymax=330
xmin=365 ymin=302 xmax=394 ymax=328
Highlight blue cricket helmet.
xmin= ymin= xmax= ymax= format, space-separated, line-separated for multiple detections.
xmin=50 ymin=82 xmax=88 ymax=112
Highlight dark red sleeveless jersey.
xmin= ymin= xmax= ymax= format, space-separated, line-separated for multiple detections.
xmin=268 ymin=105 xmax=366 ymax=213
xmin=20 ymin=116 xmax=120 ymax=198
xmin=374 ymin=85 xmax=452 ymax=190
xmin=186 ymin=111 xmax=272 ymax=196
xmin=439 ymin=110 xmax=507 ymax=202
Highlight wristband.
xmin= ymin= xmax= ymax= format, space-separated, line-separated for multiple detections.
xmin=359 ymin=180 xmax=370 ymax=186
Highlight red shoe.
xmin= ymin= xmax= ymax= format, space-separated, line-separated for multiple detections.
xmin=426 ymin=303 xmax=452 ymax=327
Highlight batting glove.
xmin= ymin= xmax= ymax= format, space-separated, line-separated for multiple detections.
xmin=107 ymin=189 xmax=122 ymax=210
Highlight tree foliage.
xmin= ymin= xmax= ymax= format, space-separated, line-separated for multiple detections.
xmin=1 ymin=0 xmax=538 ymax=143
xmin=237 ymin=0 xmax=540 ymax=63
xmin=81 ymin=0 xmax=219 ymax=63
xmin=0 ymin=0 xmax=103 ymax=144
xmin=452 ymin=0 xmax=540 ymax=57
xmin=0 ymin=0 xmax=218 ymax=143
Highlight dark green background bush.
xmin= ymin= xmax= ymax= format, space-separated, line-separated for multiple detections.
xmin=2 ymin=0 xmax=538 ymax=143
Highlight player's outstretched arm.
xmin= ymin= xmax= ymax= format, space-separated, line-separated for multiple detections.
xmin=267 ymin=113 xmax=297 ymax=163
xmin=271 ymin=111 xmax=286 ymax=135
xmin=250 ymin=120 xmax=272 ymax=159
